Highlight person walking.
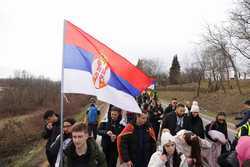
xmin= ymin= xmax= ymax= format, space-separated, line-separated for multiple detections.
xmin=42 ymin=110 xmax=60 ymax=167
xmin=205 ymin=112 xmax=229 ymax=154
xmin=117 ymin=111 xmax=156 ymax=167
xmin=49 ymin=118 xmax=76 ymax=167
xmin=161 ymin=103 xmax=187 ymax=135
xmin=86 ymin=98 xmax=100 ymax=139
xmin=235 ymin=100 xmax=250 ymax=129
xmin=183 ymin=101 xmax=205 ymax=139
xmin=98 ymin=106 xmax=124 ymax=167
xmin=63 ymin=123 xmax=107 ymax=167
xmin=163 ymin=98 xmax=177 ymax=116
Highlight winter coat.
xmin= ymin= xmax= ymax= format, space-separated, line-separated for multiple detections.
xmin=149 ymin=105 xmax=163 ymax=137
xmin=174 ymin=130 xmax=211 ymax=167
xmin=236 ymin=136 xmax=250 ymax=167
xmin=148 ymin=151 xmax=187 ymax=167
xmin=49 ymin=133 xmax=72 ymax=157
xmin=164 ymin=104 xmax=176 ymax=115
xmin=217 ymin=151 xmax=239 ymax=167
xmin=98 ymin=112 xmax=124 ymax=167
xmin=162 ymin=112 xmax=187 ymax=135
xmin=205 ymin=120 xmax=229 ymax=154
xmin=149 ymin=105 xmax=163 ymax=125
xmin=42 ymin=117 xmax=61 ymax=151
xmin=98 ymin=113 xmax=124 ymax=151
xmin=236 ymin=109 xmax=250 ymax=128
xmin=63 ymin=138 xmax=107 ymax=167
xmin=117 ymin=123 xmax=156 ymax=167
xmin=183 ymin=115 xmax=205 ymax=139
xmin=205 ymin=121 xmax=228 ymax=140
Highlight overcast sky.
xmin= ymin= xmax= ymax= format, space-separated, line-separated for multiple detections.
xmin=0 ymin=0 xmax=234 ymax=80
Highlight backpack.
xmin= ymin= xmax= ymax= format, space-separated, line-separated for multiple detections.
xmin=87 ymin=106 xmax=99 ymax=124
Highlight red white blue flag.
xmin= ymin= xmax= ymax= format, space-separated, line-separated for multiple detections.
xmin=63 ymin=21 xmax=154 ymax=113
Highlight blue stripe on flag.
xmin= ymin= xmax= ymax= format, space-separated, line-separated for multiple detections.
xmin=64 ymin=44 xmax=140 ymax=97
xmin=64 ymin=44 xmax=93 ymax=72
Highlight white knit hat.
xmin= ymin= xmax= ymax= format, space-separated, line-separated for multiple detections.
xmin=161 ymin=131 xmax=175 ymax=146
xmin=190 ymin=101 xmax=200 ymax=113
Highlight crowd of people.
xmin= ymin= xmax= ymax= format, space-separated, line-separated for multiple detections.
xmin=42 ymin=91 xmax=250 ymax=167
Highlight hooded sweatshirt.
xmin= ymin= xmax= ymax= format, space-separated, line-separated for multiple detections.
xmin=236 ymin=136 xmax=250 ymax=167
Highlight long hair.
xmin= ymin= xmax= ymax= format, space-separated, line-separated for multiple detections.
xmin=184 ymin=133 xmax=202 ymax=167
xmin=215 ymin=112 xmax=227 ymax=129
xmin=162 ymin=145 xmax=181 ymax=167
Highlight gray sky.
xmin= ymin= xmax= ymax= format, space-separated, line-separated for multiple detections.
xmin=0 ymin=0 xmax=233 ymax=80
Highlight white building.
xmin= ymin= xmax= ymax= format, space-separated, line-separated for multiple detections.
xmin=204 ymin=67 xmax=250 ymax=80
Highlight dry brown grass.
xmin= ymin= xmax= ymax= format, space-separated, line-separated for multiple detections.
xmin=0 ymin=94 xmax=89 ymax=166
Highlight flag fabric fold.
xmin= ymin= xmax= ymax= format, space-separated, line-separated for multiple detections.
xmin=63 ymin=20 xmax=154 ymax=113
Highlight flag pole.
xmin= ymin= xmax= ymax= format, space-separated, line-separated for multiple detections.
xmin=59 ymin=19 xmax=66 ymax=167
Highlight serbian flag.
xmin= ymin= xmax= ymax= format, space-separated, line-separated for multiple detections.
xmin=63 ymin=20 xmax=154 ymax=113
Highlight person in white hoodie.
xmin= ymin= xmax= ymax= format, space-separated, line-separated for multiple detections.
xmin=148 ymin=131 xmax=186 ymax=167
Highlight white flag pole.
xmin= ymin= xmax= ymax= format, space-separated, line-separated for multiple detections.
xmin=59 ymin=19 xmax=66 ymax=167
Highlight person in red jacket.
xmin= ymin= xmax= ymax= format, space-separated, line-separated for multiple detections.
xmin=117 ymin=111 xmax=156 ymax=167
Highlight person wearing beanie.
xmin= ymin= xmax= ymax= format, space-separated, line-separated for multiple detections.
xmin=183 ymin=101 xmax=205 ymax=139
xmin=148 ymin=131 xmax=186 ymax=167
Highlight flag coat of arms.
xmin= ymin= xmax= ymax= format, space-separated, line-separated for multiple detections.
xmin=63 ymin=20 xmax=154 ymax=113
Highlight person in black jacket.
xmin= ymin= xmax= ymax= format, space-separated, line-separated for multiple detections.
xmin=42 ymin=110 xmax=60 ymax=167
xmin=98 ymin=106 xmax=124 ymax=167
xmin=149 ymin=100 xmax=163 ymax=138
xmin=205 ymin=112 xmax=229 ymax=154
xmin=49 ymin=118 xmax=76 ymax=166
xmin=163 ymin=98 xmax=177 ymax=116
xmin=117 ymin=111 xmax=156 ymax=167
xmin=63 ymin=123 xmax=107 ymax=167
xmin=183 ymin=101 xmax=205 ymax=138
xmin=161 ymin=103 xmax=186 ymax=135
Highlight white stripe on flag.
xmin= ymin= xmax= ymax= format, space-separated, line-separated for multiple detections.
xmin=63 ymin=69 xmax=141 ymax=113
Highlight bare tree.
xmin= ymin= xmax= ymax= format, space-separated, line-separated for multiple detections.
xmin=229 ymin=0 xmax=250 ymax=59
xmin=202 ymin=25 xmax=243 ymax=94
xmin=137 ymin=58 xmax=163 ymax=77
xmin=137 ymin=58 xmax=168 ymax=86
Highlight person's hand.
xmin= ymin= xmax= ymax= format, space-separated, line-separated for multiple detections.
xmin=111 ymin=134 xmax=116 ymax=142
xmin=159 ymin=154 xmax=167 ymax=161
xmin=107 ymin=131 xmax=113 ymax=136
xmin=186 ymin=158 xmax=194 ymax=165
xmin=46 ymin=123 xmax=53 ymax=130
xmin=126 ymin=161 xmax=133 ymax=167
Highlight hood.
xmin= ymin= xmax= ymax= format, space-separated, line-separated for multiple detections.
xmin=236 ymin=136 xmax=250 ymax=166
xmin=161 ymin=131 xmax=175 ymax=147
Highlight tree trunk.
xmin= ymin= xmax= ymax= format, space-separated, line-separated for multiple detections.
xmin=224 ymin=49 xmax=242 ymax=94
xmin=225 ymin=61 xmax=231 ymax=89
xmin=196 ymin=75 xmax=202 ymax=97
xmin=220 ymin=75 xmax=226 ymax=93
